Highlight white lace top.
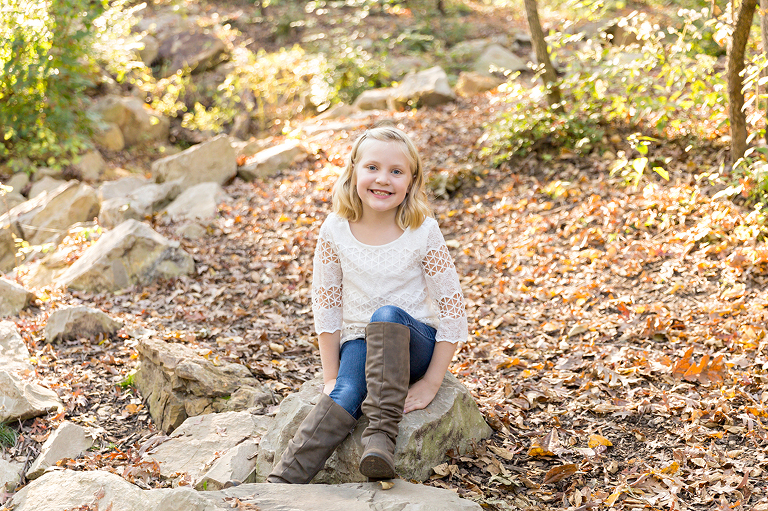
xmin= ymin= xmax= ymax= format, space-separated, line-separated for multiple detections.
xmin=312 ymin=213 xmax=468 ymax=346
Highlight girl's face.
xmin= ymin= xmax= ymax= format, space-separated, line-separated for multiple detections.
xmin=354 ymin=139 xmax=413 ymax=219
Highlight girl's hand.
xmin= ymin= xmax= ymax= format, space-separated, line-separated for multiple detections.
xmin=404 ymin=378 xmax=441 ymax=413
xmin=323 ymin=379 xmax=337 ymax=395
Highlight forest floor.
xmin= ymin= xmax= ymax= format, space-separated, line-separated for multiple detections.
xmin=5 ymin=1 xmax=768 ymax=510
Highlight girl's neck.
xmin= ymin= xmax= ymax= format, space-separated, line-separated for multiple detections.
xmin=350 ymin=211 xmax=404 ymax=246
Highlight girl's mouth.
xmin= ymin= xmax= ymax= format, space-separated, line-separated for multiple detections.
xmin=370 ymin=190 xmax=393 ymax=196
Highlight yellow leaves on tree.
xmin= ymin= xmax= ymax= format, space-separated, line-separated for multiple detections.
xmin=672 ymin=347 xmax=726 ymax=385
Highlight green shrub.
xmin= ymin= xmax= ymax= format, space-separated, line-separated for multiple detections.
xmin=482 ymin=9 xmax=725 ymax=167
xmin=0 ymin=421 xmax=17 ymax=448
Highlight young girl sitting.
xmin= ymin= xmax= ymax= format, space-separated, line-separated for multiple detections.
xmin=267 ymin=126 xmax=468 ymax=484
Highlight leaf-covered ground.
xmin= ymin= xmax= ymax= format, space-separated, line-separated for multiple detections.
xmin=6 ymin=3 xmax=768 ymax=509
xmin=6 ymin=89 xmax=768 ymax=510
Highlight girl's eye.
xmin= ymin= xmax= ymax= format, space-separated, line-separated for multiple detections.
xmin=393 ymin=169 xmax=403 ymax=175
xmin=367 ymin=165 xmax=377 ymax=171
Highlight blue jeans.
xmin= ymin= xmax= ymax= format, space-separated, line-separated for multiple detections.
xmin=328 ymin=306 xmax=437 ymax=419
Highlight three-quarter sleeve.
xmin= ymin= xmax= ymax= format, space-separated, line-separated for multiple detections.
xmin=422 ymin=221 xmax=468 ymax=344
xmin=312 ymin=221 xmax=343 ymax=335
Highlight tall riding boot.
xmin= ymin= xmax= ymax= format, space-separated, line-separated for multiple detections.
xmin=267 ymin=393 xmax=357 ymax=484
xmin=359 ymin=322 xmax=410 ymax=480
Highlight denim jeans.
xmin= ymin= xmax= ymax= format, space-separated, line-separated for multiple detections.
xmin=328 ymin=305 xmax=437 ymax=418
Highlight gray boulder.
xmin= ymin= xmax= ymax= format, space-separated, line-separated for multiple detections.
xmin=0 ymin=370 xmax=63 ymax=423
xmin=143 ymin=411 xmax=273 ymax=490
xmin=152 ymin=135 xmax=236 ymax=189
xmin=44 ymin=305 xmax=123 ymax=343
xmin=162 ymin=182 xmax=230 ymax=221
xmin=156 ymin=30 xmax=228 ymax=77
xmin=237 ymin=141 xmax=309 ymax=181
xmin=9 ymin=469 xmax=482 ymax=511
xmin=0 ymin=458 xmax=22 ymax=493
xmin=0 ymin=278 xmax=33 ymax=317
xmin=2 ymin=181 xmax=100 ymax=246
xmin=92 ymin=95 xmax=169 ymax=147
xmin=98 ymin=176 xmax=151 ymax=202
xmin=352 ymin=89 xmax=395 ymax=111
xmin=473 ymin=43 xmax=527 ymax=77
xmin=55 ymin=219 xmax=195 ymax=293
xmin=29 ymin=177 xmax=67 ymax=199
xmin=256 ymin=374 xmax=491 ymax=483
xmin=26 ymin=421 xmax=93 ymax=480
xmin=0 ymin=320 xmax=33 ymax=375
xmin=98 ymin=196 xmax=152 ymax=229
xmin=134 ymin=338 xmax=270 ymax=433
xmin=0 ymin=225 xmax=17 ymax=272
xmin=391 ymin=66 xmax=456 ymax=109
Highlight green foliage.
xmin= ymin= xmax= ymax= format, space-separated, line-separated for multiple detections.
xmin=118 ymin=371 xmax=135 ymax=388
xmin=323 ymin=39 xmax=390 ymax=105
xmin=610 ymin=133 xmax=670 ymax=186
xmin=0 ymin=0 xmax=104 ymax=168
xmin=0 ymin=421 xmax=17 ymax=448
xmin=0 ymin=0 xmax=143 ymax=170
xmin=482 ymin=8 xmax=726 ymax=171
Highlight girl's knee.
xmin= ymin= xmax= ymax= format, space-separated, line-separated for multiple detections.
xmin=370 ymin=305 xmax=406 ymax=324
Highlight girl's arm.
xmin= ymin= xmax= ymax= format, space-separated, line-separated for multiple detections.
xmin=319 ymin=330 xmax=341 ymax=394
xmin=404 ymin=340 xmax=456 ymax=413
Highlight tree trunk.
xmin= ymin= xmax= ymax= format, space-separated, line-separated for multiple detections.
xmin=727 ymin=0 xmax=758 ymax=162
xmin=523 ymin=0 xmax=563 ymax=111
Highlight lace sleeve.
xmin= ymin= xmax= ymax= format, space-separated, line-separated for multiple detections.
xmin=422 ymin=221 xmax=468 ymax=344
xmin=312 ymin=222 xmax=343 ymax=335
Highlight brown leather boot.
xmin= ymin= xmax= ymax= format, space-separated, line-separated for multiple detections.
xmin=267 ymin=393 xmax=357 ymax=484
xmin=359 ymin=322 xmax=410 ymax=480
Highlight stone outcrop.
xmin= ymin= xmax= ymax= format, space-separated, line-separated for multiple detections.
xmin=0 ymin=225 xmax=17 ymax=272
xmin=1 ymin=181 xmax=100 ymax=246
xmin=473 ymin=43 xmax=527 ymax=77
xmin=142 ymin=411 xmax=273 ymax=490
xmin=0 ymin=370 xmax=63 ymax=423
xmin=26 ymin=421 xmax=93 ymax=480
xmin=162 ymin=182 xmax=230 ymax=221
xmin=55 ymin=219 xmax=195 ymax=292
xmin=134 ymin=338 xmax=271 ymax=432
xmin=391 ymin=66 xmax=456 ymax=108
xmin=151 ymin=135 xmax=236 ymax=189
xmin=91 ymin=95 xmax=170 ymax=147
xmin=44 ymin=305 xmax=123 ymax=343
xmin=156 ymin=30 xmax=229 ymax=77
xmin=255 ymin=374 xmax=491 ymax=483
xmin=237 ymin=141 xmax=309 ymax=181
xmin=0 ymin=458 xmax=22 ymax=493
xmin=9 ymin=469 xmax=482 ymax=511
xmin=0 ymin=278 xmax=33 ymax=317
xmin=0 ymin=321 xmax=33 ymax=376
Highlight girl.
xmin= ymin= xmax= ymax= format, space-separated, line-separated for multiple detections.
xmin=267 ymin=126 xmax=468 ymax=484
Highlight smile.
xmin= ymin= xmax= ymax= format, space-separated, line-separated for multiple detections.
xmin=370 ymin=190 xmax=393 ymax=196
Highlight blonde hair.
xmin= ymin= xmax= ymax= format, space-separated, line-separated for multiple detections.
xmin=332 ymin=126 xmax=432 ymax=230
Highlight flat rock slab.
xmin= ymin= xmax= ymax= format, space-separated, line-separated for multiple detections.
xmin=0 ymin=370 xmax=63 ymax=423
xmin=144 ymin=410 xmax=273 ymax=490
xmin=8 ymin=469 xmax=482 ymax=511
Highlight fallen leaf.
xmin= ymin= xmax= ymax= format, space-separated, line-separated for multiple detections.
xmin=543 ymin=463 xmax=578 ymax=484
xmin=588 ymin=434 xmax=612 ymax=448
xmin=379 ymin=481 xmax=395 ymax=490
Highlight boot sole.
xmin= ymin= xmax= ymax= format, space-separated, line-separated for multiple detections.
xmin=359 ymin=452 xmax=396 ymax=479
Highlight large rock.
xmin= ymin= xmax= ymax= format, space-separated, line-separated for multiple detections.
xmin=44 ymin=305 xmax=123 ymax=343
xmin=8 ymin=469 xmax=217 ymax=511
xmin=455 ymin=71 xmax=504 ymax=96
xmin=98 ymin=176 xmax=151 ymax=202
xmin=9 ymin=469 xmax=482 ymax=511
xmin=352 ymin=89 xmax=395 ymax=111
xmin=26 ymin=421 xmax=93 ymax=480
xmin=0 ymin=278 xmax=33 ymax=317
xmin=237 ymin=141 xmax=309 ymax=181
xmin=473 ymin=43 xmax=527 ymax=77
xmin=92 ymin=95 xmax=170 ymax=147
xmin=0 ymin=458 xmax=22 ymax=492
xmin=0 ymin=225 xmax=17 ymax=272
xmin=255 ymin=374 xmax=491 ymax=483
xmin=156 ymin=30 xmax=228 ymax=77
xmin=143 ymin=411 xmax=273 ymax=490
xmin=29 ymin=176 xmax=67 ymax=199
xmin=0 ymin=321 xmax=33 ymax=375
xmin=1 ymin=181 xmax=100 ymax=246
xmin=152 ymin=135 xmax=236 ymax=189
xmin=390 ymin=66 xmax=456 ymax=109
xmin=0 ymin=370 xmax=63 ymax=423
xmin=55 ymin=219 xmax=195 ymax=293
xmin=134 ymin=338 xmax=270 ymax=433
xmin=162 ymin=182 xmax=230 ymax=221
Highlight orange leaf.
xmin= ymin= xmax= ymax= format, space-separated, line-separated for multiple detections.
xmin=672 ymin=347 xmax=694 ymax=380
xmin=543 ymin=464 xmax=578 ymax=484
xmin=661 ymin=461 xmax=679 ymax=474
xmin=683 ymin=353 xmax=709 ymax=382
xmin=703 ymin=354 xmax=725 ymax=385
xmin=588 ymin=434 xmax=613 ymax=448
